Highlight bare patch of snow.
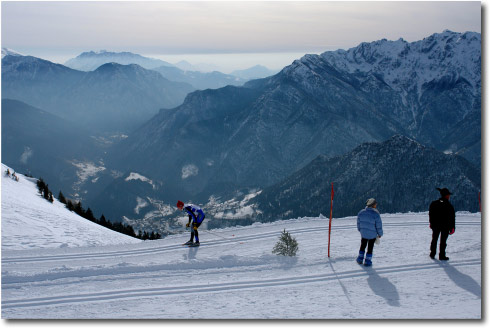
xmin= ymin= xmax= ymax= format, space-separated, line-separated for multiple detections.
xmin=182 ymin=164 xmax=199 ymax=179
xmin=71 ymin=160 xmax=106 ymax=184
xmin=134 ymin=197 xmax=149 ymax=214
xmin=125 ymin=172 xmax=157 ymax=190
xmin=20 ymin=147 xmax=33 ymax=164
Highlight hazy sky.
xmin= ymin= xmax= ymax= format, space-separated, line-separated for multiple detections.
xmin=1 ymin=1 xmax=482 ymax=71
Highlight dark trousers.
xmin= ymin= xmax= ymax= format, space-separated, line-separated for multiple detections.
xmin=360 ymin=238 xmax=376 ymax=255
xmin=190 ymin=222 xmax=202 ymax=242
xmin=430 ymin=228 xmax=449 ymax=257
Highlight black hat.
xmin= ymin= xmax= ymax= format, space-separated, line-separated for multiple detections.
xmin=437 ymin=188 xmax=452 ymax=196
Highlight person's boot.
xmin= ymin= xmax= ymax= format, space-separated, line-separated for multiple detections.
xmin=439 ymin=255 xmax=449 ymax=261
xmin=364 ymin=253 xmax=373 ymax=266
xmin=356 ymin=251 xmax=365 ymax=264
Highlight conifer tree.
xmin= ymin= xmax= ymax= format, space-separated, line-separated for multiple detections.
xmin=66 ymin=200 xmax=74 ymax=211
xmin=272 ymin=229 xmax=299 ymax=256
xmin=58 ymin=191 xmax=67 ymax=204
xmin=99 ymin=214 xmax=107 ymax=227
xmin=85 ymin=208 xmax=95 ymax=222
xmin=74 ymin=201 xmax=84 ymax=217
xmin=126 ymin=225 xmax=136 ymax=237
xmin=43 ymin=185 xmax=50 ymax=200
xmin=37 ymin=178 xmax=46 ymax=195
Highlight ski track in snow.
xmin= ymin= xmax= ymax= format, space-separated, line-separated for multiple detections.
xmin=1 ymin=220 xmax=480 ymax=264
xmin=2 ymin=259 xmax=480 ymax=310
xmin=2 ymin=216 xmax=482 ymax=318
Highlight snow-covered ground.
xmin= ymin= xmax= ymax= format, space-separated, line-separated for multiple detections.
xmin=1 ymin=164 xmax=482 ymax=319
xmin=1 ymin=164 xmax=140 ymax=250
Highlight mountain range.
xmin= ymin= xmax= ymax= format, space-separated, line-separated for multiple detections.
xmin=106 ymin=30 xmax=481 ymax=203
xmin=1 ymin=31 xmax=481 ymax=233
xmin=231 ymin=65 xmax=279 ymax=79
xmin=253 ymin=135 xmax=481 ymax=221
xmin=64 ymin=50 xmax=174 ymax=71
xmin=2 ymin=50 xmax=278 ymax=134
xmin=151 ymin=65 xmax=247 ymax=89
xmin=1 ymin=55 xmax=194 ymax=132
xmin=88 ymin=135 xmax=481 ymax=234
xmin=64 ymin=50 xmax=276 ymax=89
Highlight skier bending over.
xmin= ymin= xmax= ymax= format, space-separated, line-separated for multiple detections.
xmin=177 ymin=200 xmax=205 ymax=246
xmin=356 ymin=198 xmax=383 ymax=266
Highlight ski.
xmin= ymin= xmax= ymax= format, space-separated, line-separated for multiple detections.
xmin=182 ymin=241 xmax=200 ymax=247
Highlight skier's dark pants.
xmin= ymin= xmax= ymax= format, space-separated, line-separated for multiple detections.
xmin=430 ymin=228 xmax=449 ymax=257
xmin=190 ymin=222 xmax=202 ymax=242
xmin=360 ymin=238 xmax=376 ymax=255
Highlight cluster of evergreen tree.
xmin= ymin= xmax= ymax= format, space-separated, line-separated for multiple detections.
xmin=137 ymin=230 xmax=162 ymax=240
xmin=34 ymin=177 xmax=162 ymax=240
xmin=36 ymin=178 xmax=54 ymax=203
xmin=57 ymin=191 xmax=161 ymax=240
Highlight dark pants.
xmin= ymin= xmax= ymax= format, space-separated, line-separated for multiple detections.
xmin=190 ymin=222 xmax=202 ymax=242
xmin=360 ymin=238 xmax=376 ymax=255
xmin=430 ymin=228 xmax=449 ymax=257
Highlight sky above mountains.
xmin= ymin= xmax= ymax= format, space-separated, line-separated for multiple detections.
xmin=1 ymin=1 xmax=482 ymax=72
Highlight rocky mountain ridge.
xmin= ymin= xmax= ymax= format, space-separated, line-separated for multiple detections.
xmin=108 ymin=30 xmax=481 ymax=204
xmin=253 ymin=135 xmax=481 ymax=221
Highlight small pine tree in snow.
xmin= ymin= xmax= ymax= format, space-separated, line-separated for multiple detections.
xmin=272 ymin=229 xmax=298 ymax=256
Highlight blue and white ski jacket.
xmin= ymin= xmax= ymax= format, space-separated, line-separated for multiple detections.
xmin=357 ymin=207 xmax=383 ymax=240
xmin=184 ymin=204 xmax=206 ymax=224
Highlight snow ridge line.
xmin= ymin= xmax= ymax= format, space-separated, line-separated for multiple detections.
xmin=2 ymin=221 xmax=480 ymax=264
xmin=1 ymin=258 xmax=480 ymax=309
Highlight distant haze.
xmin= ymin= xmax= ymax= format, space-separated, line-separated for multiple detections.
xmin=2 ymin=1 xmax=481 ymax=72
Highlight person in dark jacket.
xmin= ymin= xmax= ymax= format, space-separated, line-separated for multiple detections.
xmin=177 ymin=200 xmax=206 ymax=246
xmin=429 ymin=188 xmax=455 ymax=260
xmin=356 ymin=198 xmax=383 ymax=266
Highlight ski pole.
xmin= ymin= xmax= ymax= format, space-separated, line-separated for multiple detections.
xmin=203 ymin=229 xmax=235 ymax=241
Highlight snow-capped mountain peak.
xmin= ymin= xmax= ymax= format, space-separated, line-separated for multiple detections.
xmin=319 ymin=30 xmax=481 ymax=92
xmin=1 ymin=47 xmax=23 ymax=58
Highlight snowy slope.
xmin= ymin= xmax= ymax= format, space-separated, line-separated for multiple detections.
xmin=1 ymin=164 xmax=140 ymax=250
xmin=1 ymin=196 xmax=481 ymax=319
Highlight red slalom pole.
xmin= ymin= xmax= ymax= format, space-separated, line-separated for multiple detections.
xmin=328 ymin=182 xmax=334 ymax=257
